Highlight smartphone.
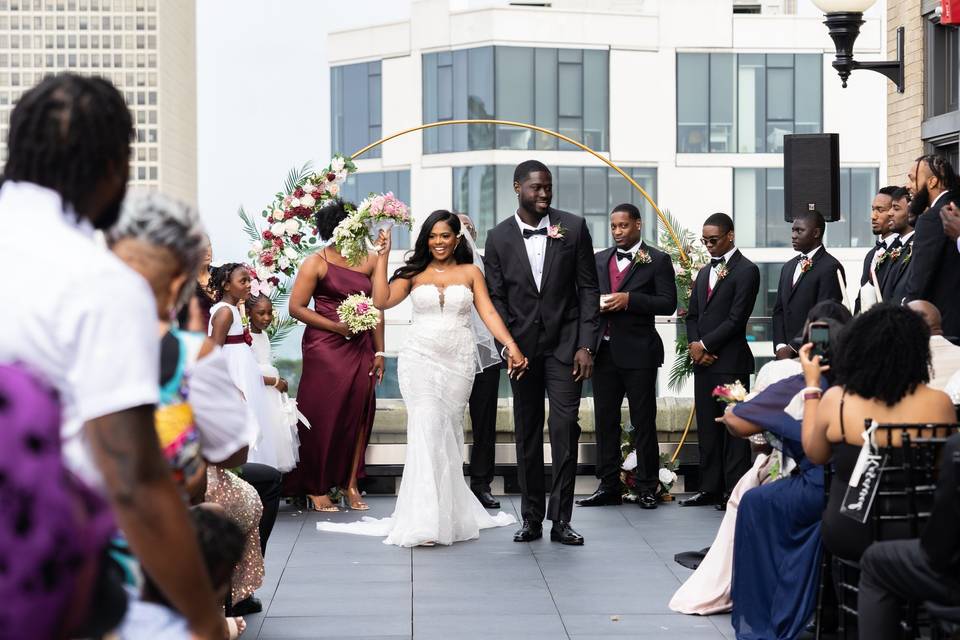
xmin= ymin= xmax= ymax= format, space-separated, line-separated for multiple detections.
xmin=809 ymin=321 xmax=830 ymax=364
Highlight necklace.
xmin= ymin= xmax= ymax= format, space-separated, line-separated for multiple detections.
xmin=433 ymin=267 xmax=445 ymax=273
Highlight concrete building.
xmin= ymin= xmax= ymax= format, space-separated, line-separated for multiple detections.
xmin=887 ymin=0 xmax=958 ymax=184
xmin=329 ymin=0 xmax=887 ymax=394
xmin=0 ymin=0 xmax=197 ymax=205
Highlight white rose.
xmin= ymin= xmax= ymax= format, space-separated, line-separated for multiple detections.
xmin=658 ymin=468 xmax=677 ymax=485
xmin=284 ymin=246 xmax=298 ymax=260
xmin=331 ymin=156 xmax=345 ymax=172
xmin=328 ymin=183 xmax=340 ymax=196
xmin=621 ymin=450 xmax=638 ymax=471
xmin=270 ymin=222 xmax=285 ymax=237
xmin=283 ymin=219 xmax=300 ymax=236
xmin=300 ymin=193 xmax=316 ymax=208
xmin=256 ymin=265 xmax=272 ymax=281
xmin=289 ymin=197 xmax=300 ymax=208
xmin=303 ymin=183 xmax=317 ymax=194
xmin=279 ymin=256 xmax=290 ymax=270
xmin=272 ymin=208 xmax=285 ymax=221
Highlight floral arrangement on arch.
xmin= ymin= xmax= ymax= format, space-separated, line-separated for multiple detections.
xmin=656 ymin=209 xmax=710 ymax=391
xmin=619 ymin=423 xmax=679 ymax=501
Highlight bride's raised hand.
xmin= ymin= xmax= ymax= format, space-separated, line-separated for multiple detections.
xmin=376 ymin=229 xmax=392 ymax=256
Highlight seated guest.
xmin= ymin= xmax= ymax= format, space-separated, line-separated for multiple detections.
xmin=907 ymin=300 xmax=960 ymax=387
xmin=801 ymin=304 xmax=956 ymax=563
xmin=856 ymin=432 xmax=960 ymax=640
xmin=121 ymin=506 xmax=247 ymax=640
xmin=670 ymin=301 xmax=850 ymax=620
xmin=727 ymin=305 xmax=850 ymax=640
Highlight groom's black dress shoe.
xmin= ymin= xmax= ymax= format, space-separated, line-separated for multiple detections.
xmin=575 ymin=488 xmax=622 ymax=507
xmin=638 ymin=491 xmax=658 ymax=510
xmin=473 ymin=490 xmax=500 ymax=509
xmin=715 ymin=492 xmax=731 ymax=511
xmin=550 ymin=522 xmax=584 ymax=545
xmin=679 ymin=491 xmax=719 ymax=507
xmin=513 ymin=520 xmax=543 ymax=542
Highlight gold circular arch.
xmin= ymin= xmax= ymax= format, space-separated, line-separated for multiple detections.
xmin=351 ymin=120 xmax=695 ymax=466
xmin=350 ymin=119 xmax=688 ymax=265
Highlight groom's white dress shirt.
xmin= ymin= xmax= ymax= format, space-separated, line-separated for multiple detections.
xmin=515 ymin=212 xmax=549 ymax=290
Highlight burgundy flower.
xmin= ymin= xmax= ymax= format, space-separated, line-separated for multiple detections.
xmin=263 ymin=230 xmax=274 ymax=240
xmin=326 ymin=172 xmax=336 ymax=182
xmin=291 ymin=233 xmax=303 ymax=244
xmin=294 ymin=187 xmax=304 ymax=198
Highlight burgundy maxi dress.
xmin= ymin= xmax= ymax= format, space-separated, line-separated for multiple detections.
xmin=284 ymin=259 xmax=377 ymax=496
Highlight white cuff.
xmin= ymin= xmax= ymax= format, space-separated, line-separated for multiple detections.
xmin=775 ymin=343 xmax=787 ymax=351
xmin=698 ymin=340 xmax=709 ymax=352
xmin=956 ymin=237 xmax=960 ymax=254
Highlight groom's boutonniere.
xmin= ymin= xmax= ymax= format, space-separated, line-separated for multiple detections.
xmin=715 ymin=264 xmax=729 ymax=281
xmin=876 ymin=248 xmax=889 ymax=264
xmin=547 ymin=224 xmax=566 ymax=240
xmin=799 ymin=256 xmax=814 ymax=273
xmin=634 ymin=249 xmax=652 ymax=265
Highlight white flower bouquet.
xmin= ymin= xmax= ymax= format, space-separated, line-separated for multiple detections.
xmin=336 ymin=294 xmax=380 ymax=334
xmin=334 ymin=192 xmax=413 ymax=266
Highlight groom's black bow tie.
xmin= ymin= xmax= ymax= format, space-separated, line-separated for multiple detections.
xmin=710 ymin=257 xmax=725 ymax=267
xmin=522 ymin=227 xmax=548 ymax=239
xmin=616 ymin=250 xmax=634 ymax=261
xmin=875 ymin=239 xmax=886 ymax=250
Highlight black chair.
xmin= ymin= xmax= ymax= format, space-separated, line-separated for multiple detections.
xmin=816 ymin=422 xmax=958 ymax=639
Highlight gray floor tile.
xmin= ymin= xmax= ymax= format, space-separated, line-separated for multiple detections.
xmin=257 ymin=615 xmax=411 ymax=638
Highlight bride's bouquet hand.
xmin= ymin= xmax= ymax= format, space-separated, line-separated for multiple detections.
xmin=375 ymin=228 xmax=392 ymax=256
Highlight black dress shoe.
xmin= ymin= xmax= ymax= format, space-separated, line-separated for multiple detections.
xmin=513 ymin=520 xmax=543 ymax=542
xmin=473 ymin=490 xmax=500 ymax=509
xmin=678 ymin=491 xmax=719 ymax=507
xmin=550 ymin=522 xmax=584 ymax=545
xmin=715 ymin=492 xmax=731 ymax=511
xmin=638 ymin=491 xmax=658 ymax=510
xmin=230 ymin=596 xmax=262 ymax=616
xmin=575 ymin=488 xmax=622 ymax=507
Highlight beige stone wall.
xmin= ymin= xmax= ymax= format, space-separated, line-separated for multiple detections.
xmin=157 ymin=0 xmax=197 ymax=207
xmin=887 ymin=0 xmax=925 ymax=184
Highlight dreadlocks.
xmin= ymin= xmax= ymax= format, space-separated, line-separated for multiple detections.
xmin=4 ymin=73 xmax=133 ymax=216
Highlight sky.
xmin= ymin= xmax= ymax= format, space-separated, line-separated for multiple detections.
xmin=196 ymin=0 xmax=411 ymax=265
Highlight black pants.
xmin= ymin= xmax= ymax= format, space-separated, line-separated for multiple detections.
xmin=510 ymin=354 xmax=582 ymax=523
xmin=693 ymin=372 xmax=751 ymax=495
xmin=593 ymin=343 xmax=659 ymax=493
xmin=469 ymin=365 xmax=501 ymax=493
xmin=239 ymin=462 xmax=281 ymax=557
xmin=858 ymin=538 xmax=960 ymax=640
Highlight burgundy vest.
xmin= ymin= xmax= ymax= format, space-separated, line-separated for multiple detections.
xmin=608 ymin=253 xmax=630 ymax=292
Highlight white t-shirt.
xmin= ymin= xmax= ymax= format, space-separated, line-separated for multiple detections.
xmin=0 ymin=181 xmax=159 ymax=488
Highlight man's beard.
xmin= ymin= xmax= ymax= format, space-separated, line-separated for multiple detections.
xmin=519 ymin=194 xmax=550 ymax=218
xmin=909 ymin=185 xmax=930 ymax=219
xmin=92 ymin=195 xmax=124 ymax=230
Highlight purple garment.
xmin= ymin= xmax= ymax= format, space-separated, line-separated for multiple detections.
xmin=0 ymin=363 xmax=116 ymax=640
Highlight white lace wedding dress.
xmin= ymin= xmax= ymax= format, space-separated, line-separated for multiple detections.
xmin=316 ymin=284 xmax=516 ymax=546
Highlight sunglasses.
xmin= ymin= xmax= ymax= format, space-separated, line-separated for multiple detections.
xmin=701 ymin=235 xmax=725 ymax=246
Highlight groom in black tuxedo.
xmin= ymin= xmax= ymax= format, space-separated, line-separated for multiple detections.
xmin=485 ymin=160 xmax=600 ymax=546
xmin=578 ymin=203 xmax=676 ymax=510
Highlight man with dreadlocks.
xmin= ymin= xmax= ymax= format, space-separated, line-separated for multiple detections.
xmin=0 ymin=74 xmax=224 ymax=638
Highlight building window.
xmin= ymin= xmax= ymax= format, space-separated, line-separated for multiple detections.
xmin=733 ymin=166 xmax=878 ymax=248
xmin=338 ymin=170 xmax=410 ymax=249
xmin=330 ymin=61 xmax=381 ymax=159
xmin=452 ymin=165 xmax=656 ymax=248
xmin=926 ymin=18 xmax=959 ymax=118
xmin=422 ymin=46 xmax=609 ymax=154
xmin=677 ymin=53 xmax=822 ymax=153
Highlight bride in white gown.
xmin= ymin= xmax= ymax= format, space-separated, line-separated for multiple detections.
xmin=315 ymin=210 xmax=527 ymax=547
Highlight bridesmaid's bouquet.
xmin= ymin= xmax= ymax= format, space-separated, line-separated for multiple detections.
xmin=712 ymin=380 xmax=748 ymax=405
xmin=337 ymin=294 xmax=381 ymax=334
xmin=333 ymin=192 xmax=412 ymax=266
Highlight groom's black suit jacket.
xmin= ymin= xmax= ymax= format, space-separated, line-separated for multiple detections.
xmin=484 ymin=208 xmax=600 ymax=364
xmin=593 ymin=244 xmax=677 ymax=369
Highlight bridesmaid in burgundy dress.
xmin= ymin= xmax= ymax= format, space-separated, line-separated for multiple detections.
xmin=285 ymin=199 xmax=385 ymax=511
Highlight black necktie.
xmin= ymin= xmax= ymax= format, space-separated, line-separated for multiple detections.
xmin=522 ymin=227 xmax=548 ymax=239
xmin=710 ymin=257 xmax=725 ymax=268
xmin=616 ymin=250 xmax=633 ymax=261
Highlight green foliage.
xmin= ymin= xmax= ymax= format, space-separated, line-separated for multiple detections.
xmin=237 ymin=205 xmax=261 ymax=244
xmin=283 ymin=161 xmax=315 ymax=195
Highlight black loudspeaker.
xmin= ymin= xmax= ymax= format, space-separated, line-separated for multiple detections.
xmin=783 ymin=133 xmax=841 ymax=222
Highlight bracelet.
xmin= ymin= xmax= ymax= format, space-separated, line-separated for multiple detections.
xmin=274 ymin=377 xmax=282 ymax=389
xmin=374 ymin=351 xmax=386 ymax=358
xmin=802 ymin=386 xmax=822 ymax=395
xmin=803 ymin=390 xmax=822 ymax=401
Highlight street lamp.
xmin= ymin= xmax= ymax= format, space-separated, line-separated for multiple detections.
xmin=813 ymin=0 xmax=905 ymax=93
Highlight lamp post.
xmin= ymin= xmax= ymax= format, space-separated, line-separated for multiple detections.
xmin=813 ymin=0 xmax=905 ymax=93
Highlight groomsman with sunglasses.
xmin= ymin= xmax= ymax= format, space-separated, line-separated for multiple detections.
xmin=682 ymin=213 xmax=759 ymax=509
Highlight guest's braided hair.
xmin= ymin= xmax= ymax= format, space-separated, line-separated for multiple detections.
xmin=209 ymin=263 xmax=246 ymax=302
xmin=4 ymin=73 xmax=133 ymax=214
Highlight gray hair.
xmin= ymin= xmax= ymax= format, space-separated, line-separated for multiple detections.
xmin=109 ymin=191 xmax=207 ymax=309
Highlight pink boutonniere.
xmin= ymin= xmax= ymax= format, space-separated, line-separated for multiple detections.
xmin=715 ymin=265 xmax=729 ymax=281
xmin=634 ymin=249 xmax=653 ymax=265
xmin=875 ymin=248 xmax=889 ymax=265
xmin=799 ymin=256 xmax=814 ymax=273
xmin=546 ymin=224 xmax=566 ymax=240
xmin=886 ymin=247 xmax=902 ymax=262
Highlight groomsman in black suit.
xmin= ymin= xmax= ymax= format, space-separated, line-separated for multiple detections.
xmin=855 ymin=186 xmax=900 ymax=313
xmin=904 ymin=155 xmax=960 ymax=335
xmin=881 ymin=187 xmax=915 ymax=304
xmin=578 ymin=204 xmax=677 ymax=510
xmin=681 ymin=213 xmax=759 ymax=508
xmin=772 ymin=209 xmax=845 ymax=359
xmin=458 ymin=213 xmax=502 ymax=510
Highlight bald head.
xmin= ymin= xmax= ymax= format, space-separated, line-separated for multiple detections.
xmin=907 ymin=300 xmax=943 ymax=336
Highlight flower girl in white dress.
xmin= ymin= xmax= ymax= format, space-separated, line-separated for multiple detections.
xmin=207 ymin=263 xmax=272 ymax=462
xmin=247 ymin=295 xmax=301 ymax=473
